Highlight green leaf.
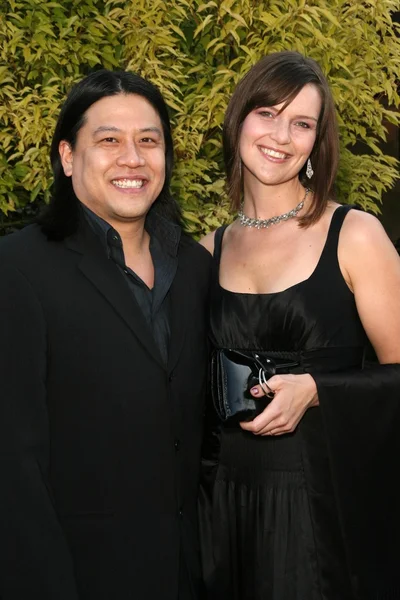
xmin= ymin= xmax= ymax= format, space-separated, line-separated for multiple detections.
xmin=193 ymin=14 xmax=213 ymax=38
xmin=30 ymin=181 xmax=42 ymax=201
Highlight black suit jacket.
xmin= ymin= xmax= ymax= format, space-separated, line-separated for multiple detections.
xmin=0 ymin=219 xmax=211 ymax=600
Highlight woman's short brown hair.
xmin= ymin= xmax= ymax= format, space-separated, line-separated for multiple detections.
xmin=223 ymin=51 xmax=339 ymax=226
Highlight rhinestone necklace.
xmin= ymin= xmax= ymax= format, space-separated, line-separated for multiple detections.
xmin=238 ymin=188 xmax=310 ymax=229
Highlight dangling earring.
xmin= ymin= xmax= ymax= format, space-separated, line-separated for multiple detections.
xmin=306 ymin=158 xmax=314 ymax=179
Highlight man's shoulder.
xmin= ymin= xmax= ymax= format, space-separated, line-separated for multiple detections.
xmin=1 ymin=223 xmax=44 ymax=245
xmin=178 ymin=232 xmax=212 ymax=264
xmin=0 ymin=224 xmax=59 ymax=267
xmin=176 ymin=233 xmax=212 ymax=291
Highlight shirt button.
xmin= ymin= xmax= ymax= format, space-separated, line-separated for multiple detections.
xmin=168 ymin=373 xmax=174 ymax=382
xmin=179 ymin=508 xmax=183 ymax=518
xmin=174 ymin=439 xmax=180 ymax=451
xmin=123 ymin=269 xmax=128 ymax=274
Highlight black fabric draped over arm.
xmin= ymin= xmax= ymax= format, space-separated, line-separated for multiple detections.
xmin=310 ymin=363 xmax=400 ymax=600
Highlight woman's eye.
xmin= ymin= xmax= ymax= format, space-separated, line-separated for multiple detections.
xmin=259 ymin=110 xmax=274 ymax=118
xmin=295 ymin=122 xmax=311 ymax=129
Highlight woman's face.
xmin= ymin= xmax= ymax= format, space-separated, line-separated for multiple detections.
xmin=239 ymin=83 xmax=322 ymax=189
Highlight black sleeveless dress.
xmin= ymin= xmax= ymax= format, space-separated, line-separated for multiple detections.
xmin=200 ymin=206 xmax=369 ymax=600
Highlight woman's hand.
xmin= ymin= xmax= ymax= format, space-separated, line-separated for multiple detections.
xmin=240 ymin=373 xmax=318 ymax=436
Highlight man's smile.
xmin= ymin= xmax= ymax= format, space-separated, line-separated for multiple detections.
xmin=111 ymin=178 xmax=146 ymax=189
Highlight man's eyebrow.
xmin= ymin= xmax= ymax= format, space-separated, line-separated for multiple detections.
xmin=92 ymin=126 xmax=163 ymax=135
xmin=138 ymin=126 xmax=163 ymax=136
xmin=93 ymin=126 xmax=120 ymax=135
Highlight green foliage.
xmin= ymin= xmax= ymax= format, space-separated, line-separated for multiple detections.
xmin=1 ymin=0 xmax=399 ymax=236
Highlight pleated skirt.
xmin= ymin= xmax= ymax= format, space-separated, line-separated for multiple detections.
xmin=199 ymin=427 xmax=322 ymax=600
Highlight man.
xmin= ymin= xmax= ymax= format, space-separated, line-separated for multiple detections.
xmin=0 ymin=70 xmax=211 ymax=599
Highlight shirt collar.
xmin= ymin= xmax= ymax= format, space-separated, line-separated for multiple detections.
xmin=81 ymin=203 xmax=181 ymax=258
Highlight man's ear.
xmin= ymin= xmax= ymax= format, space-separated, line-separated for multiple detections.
xmin=59 ymin=141 xmax=73 ymax=176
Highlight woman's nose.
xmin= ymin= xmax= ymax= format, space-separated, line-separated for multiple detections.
xmin=269 ymin=119 xmax=291 ymax=145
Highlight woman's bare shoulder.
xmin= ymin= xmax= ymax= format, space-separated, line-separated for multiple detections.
xmin=338 ymin=205 xmax=399 ymax=285
xmin=340 ymin=206 xmax=391 ymax=248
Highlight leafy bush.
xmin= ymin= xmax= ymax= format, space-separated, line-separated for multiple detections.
xmin=0 ymin=0 xmax=399 ymax=236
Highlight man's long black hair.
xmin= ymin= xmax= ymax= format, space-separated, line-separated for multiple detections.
xmin=39 ymin=69 xmax=181 ymax=240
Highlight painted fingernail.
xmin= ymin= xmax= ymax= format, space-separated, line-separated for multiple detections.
xmin=251 ymin=387 xmax=259 ymax=395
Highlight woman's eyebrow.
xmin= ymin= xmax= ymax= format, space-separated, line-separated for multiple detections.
xmin=293 ymin=115 xmax=318 ymax=122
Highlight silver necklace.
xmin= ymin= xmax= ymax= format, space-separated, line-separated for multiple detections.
xmin=238 ymin=188 xmax=310 ymax=229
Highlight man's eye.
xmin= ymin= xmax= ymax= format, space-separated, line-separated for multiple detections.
xmin=140 ymin=137 xmax=156 ymax=143
xmin=102 ymin=137 xmax=117 ymax=143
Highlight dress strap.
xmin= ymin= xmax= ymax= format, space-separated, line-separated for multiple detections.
xmin=326 ymin=204 xmax=353 ymax=243
xmin=321 ymin=204 xmax=354 ymax=259
xmin=213 ymin=224 xmax=229 ymax=265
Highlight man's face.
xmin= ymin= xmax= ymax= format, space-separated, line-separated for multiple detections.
xmin=59 ymin=93 xmax=166 ymax=228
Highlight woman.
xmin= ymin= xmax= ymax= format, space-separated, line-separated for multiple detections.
xmin=199 ymin=52 xmax=400 ymax=600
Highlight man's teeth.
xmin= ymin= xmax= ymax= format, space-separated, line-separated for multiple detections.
xmin=260 ymin=147 xmax=287 ymax=159
xmin=112 ymin=179 xmax=145 ymax=189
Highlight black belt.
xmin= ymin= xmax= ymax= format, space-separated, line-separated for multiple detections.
xmin=211 ymin=346 xmax=365 ymax=422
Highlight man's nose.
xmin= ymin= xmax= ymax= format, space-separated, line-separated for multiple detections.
xmin=116 ymin=142 xmax=145 ymax=167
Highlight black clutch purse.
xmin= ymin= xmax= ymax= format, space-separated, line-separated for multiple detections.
xmin=211 ymin=349 xmax=299 ymax=422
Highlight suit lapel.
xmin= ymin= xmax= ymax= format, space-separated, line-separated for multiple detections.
xmin=65 ymin=225 xmax=166 ymax=370
xmin=168 ymin=256 xmax=189 ymax=374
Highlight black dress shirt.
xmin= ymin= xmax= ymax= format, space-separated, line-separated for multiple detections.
xmin=82 ymin=205 xmax=181 ymax=366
